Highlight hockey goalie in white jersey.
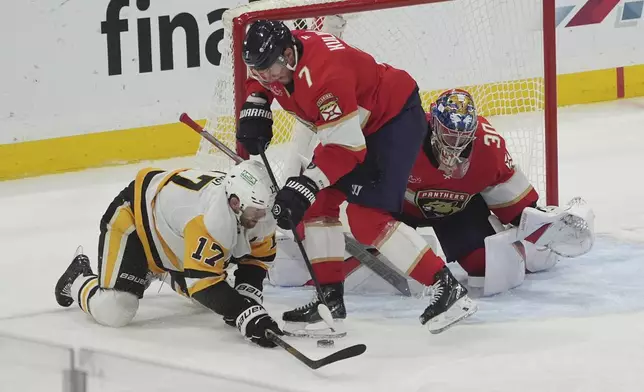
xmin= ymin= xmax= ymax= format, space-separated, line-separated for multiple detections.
xmin=54 ymin=160 xmax=284 ymax=348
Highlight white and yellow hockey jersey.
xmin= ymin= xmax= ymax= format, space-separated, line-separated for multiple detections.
xmin=133 ymin=168 xmax=277 ymax=297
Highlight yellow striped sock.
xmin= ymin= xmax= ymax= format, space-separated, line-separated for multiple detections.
xmin=72 ymin=276 xmax=99 ymax=314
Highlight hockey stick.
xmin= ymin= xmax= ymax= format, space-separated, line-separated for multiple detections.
xmin=180 ymin=113 xmax=335 ymax=328
xmin=257 ymin=148 xmax=338 ymax=331
xmin=266 ymin=330 xmax=366 ymax=370
xmin=344 ymin=235 xmax=411 ymax=296
xmin=179 ymin=113 xmax=408 ymax=295
xmin=179 ymin=114 xmax=244 ymax=165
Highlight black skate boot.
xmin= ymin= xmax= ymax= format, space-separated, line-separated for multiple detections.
xmin=282 ymin=282 xmax=347 ymax=338
xmin=55 ymin=247 xmax=94 ymax=307
xmin=420 ymin=266 xmax=478 ymax=334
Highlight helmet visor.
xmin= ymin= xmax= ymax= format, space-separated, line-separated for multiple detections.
xmin=248 ymin=55 xmax=289 ymax=84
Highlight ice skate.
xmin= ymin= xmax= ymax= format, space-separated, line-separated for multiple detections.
xmin=54 ymin=246 xmax=94 ymax=307
xmin=282 ymin=282 xmax=347 ymax=339
xmin=420 ymin=266 xmax=477 ymax=334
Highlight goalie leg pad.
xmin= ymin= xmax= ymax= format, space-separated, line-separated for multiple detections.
xmin=478 ymin=228 xmax=526 ymax=296
xmin=268 ymin=234 xmax=313 ymax=287
xmin=524 ymin=242 xmax=560 ymax=273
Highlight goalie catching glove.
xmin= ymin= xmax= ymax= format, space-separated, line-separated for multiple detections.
xmin=236 ymin=304 xmax=283 ymax=348
xmin=516 ymin=197 xmax=595 ymax=257
xmin=272 ymin=175 xmax=319 ymax=229
xmin=237 ymin=93 xmax=273 ymax=155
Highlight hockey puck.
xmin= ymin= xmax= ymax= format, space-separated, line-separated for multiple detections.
xmin=317 ymin=339 xmax=335 ymax=348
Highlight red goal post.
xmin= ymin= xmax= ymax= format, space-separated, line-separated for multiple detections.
xmin=201 ymin=0 xmax=559 ymax=205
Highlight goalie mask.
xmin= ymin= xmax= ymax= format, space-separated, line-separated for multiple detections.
xmin=430 ymin=89 xmax=478 ymax=179
xmin=225 ymin=160 xmax=276 ymax=227
xmin=243 ymin=20 xmax=298 ymax=85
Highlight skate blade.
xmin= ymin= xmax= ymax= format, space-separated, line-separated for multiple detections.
xmin=282 ymin=320 xmax=347 ymax=339
xmin=427 ymin=296 xmax=478 ymax=334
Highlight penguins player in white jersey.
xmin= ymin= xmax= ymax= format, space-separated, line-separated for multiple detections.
xmin=54 ymin=160 xmax=284 ymax=348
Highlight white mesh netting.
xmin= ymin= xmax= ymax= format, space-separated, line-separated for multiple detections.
xmin=199 ymin=0 xmax=552 ymax=198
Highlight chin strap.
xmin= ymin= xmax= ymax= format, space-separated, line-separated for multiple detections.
xmin=286 ymin=43 xmax=299 ymax=72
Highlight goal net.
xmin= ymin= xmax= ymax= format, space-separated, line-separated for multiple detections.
xmin=198 ymin=0 xmax=558 ymax=204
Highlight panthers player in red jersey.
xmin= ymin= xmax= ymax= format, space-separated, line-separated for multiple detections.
xmin=265 ymin=89 xmax=595 ymax=314
xmin=54 ymin=161 xmax=284 ymax=348
xmin=398 ymin=89 xmax=595 ymax=296
xmin=237 ymin=20 xmax=476 ymax=336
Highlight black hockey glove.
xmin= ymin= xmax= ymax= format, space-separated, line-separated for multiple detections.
xmin=237 ymin=93 xmax=273 ymax=155
xmin=272 ymin=175 xmax=319 ymax=230
xmin=235 ymin=283 xmax=263 ymax=305
xmin=236 ymin=304 xmax=283 ymax=348
xmin=223 ymin=283 xmax=263 ymax=327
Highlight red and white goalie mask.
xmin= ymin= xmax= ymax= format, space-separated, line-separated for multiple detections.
xmin=429 ymin=89 xmax=478 ymax=179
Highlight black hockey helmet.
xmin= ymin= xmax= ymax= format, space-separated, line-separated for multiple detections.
xmin=243 ymin=20 xmax=294 ymax=70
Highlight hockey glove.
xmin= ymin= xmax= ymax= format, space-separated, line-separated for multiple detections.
xmin=237 ymin=93 xmax=273 ymax=155
xmin=223 ymin=283 xmax=263 ymax=327
xmin=272 ymin=175 xmax=319 ymax=230
xmin=235 ymin=283 xmax=263 ymax=305
xmin=236 ymin=304 xmax=283 ymax=348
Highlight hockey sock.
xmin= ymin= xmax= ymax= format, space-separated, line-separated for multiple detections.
xmin=71 ymin=275 xmax=99 ymax=314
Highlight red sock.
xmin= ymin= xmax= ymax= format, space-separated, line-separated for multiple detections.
xmin=408 ymin=249 xmax=446 ymax=286
xmin=311 ymin=260 xmax=345 ymax=285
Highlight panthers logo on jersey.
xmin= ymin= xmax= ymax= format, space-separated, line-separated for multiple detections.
xmin=415 ymin=189 xmax=472 ymax=219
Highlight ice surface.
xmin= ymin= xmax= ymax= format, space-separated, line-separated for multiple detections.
xmin=1 ymin=98 xmax=644 ymax=391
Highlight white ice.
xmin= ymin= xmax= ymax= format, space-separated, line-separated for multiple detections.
xmin=1 ymin=98 xmax=644 ymax=391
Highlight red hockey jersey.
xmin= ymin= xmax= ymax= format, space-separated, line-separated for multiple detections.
xmin=246 ymin=30 xmax=417 ymax=189
xmin=402 ymin=114 xmax=539 ymax=224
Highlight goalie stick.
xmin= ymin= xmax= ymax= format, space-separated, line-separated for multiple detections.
xmin=179 ymin=113 xmax=409 ymax=296
xmin=266 ymin=330 xmax=366 ymax=370
xmin=344 ymin=235 xmax=411 ymax=296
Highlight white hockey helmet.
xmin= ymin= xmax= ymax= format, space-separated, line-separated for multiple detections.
xmin=224 ymin=160 xmax=275 ymax=214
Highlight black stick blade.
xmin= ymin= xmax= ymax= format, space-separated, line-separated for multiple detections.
xmin=267 ymin=330 xmax=366 ymax=370
xmin=311 ymin=344 xmax=367 ymax=370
